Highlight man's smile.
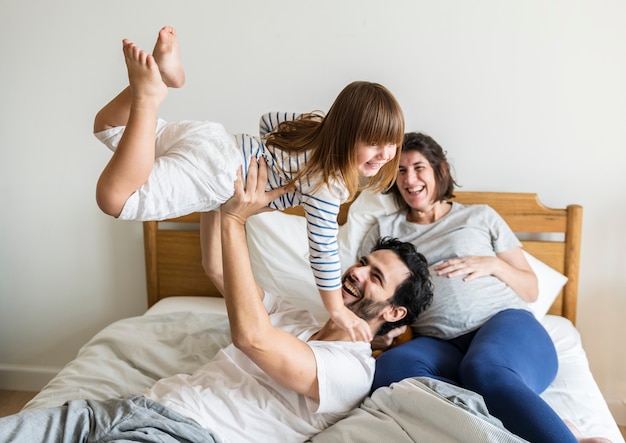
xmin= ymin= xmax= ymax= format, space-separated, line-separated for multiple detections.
xmin=342 ymin=277 xmax=362 ymax=301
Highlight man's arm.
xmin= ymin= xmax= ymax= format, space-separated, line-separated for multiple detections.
xmin=200 ymin=211 xmax=225 ymax=296
xmin=220 ymin=158 xmax=322 ymax=400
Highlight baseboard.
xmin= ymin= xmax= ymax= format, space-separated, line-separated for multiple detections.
xmin=0 ymin=364 xmax=61 ymax=392
xmin=607 ymin=398 xmax=626 ymax=427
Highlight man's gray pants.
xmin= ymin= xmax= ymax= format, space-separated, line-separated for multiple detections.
xmin=0 ymin=395 xmax=221 ymax=442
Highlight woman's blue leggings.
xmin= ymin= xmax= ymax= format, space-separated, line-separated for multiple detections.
xmin=373 ymin=309 xmax=578 ymax=443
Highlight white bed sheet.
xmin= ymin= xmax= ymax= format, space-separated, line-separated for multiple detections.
xmin=23 ymin=297 xmax=621 ymax=442
xmin=144 ymin=296 xmax=228 ymax=316
xmin=144 ymin=297 xmax=624 ymax=442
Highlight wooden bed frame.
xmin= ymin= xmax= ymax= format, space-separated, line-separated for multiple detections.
xmin=143 ymin=192 xmax=583 ymax=324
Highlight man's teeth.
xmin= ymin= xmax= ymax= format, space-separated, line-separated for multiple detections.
xmin=344 ymin=281 xmax=361 ymax=299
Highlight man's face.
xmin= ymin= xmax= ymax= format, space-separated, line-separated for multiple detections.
xmin=341 ymin=249 xmax=410 ymax=321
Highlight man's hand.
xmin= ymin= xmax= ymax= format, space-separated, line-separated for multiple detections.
xmin=221 ymin=157 xmax=287 ymax=225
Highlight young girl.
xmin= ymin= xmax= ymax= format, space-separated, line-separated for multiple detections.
xmin=94 ymin=26 xmax=405 ymax=342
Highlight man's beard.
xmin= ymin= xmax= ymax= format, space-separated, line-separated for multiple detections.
xmin=346 ymin=298 xmax=390 ymax=322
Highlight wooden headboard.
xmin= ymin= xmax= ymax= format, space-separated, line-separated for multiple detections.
xmin=143 ymin=191 xmax=582 ymax=324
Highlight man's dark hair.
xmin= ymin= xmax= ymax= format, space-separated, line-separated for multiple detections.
xmin=371 ymin=237 xmax=433 ymax=336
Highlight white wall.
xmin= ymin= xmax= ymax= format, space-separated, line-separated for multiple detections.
xmin=1 ymin=0 xmax=624 ymax=422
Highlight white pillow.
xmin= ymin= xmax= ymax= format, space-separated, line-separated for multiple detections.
xmin=338 ymin=190 xmax=398 ymax=267
xmin=246 ymin=211 xmax=326 ymax=322
xmin=522 ymin=251 xmax=568 ymax=320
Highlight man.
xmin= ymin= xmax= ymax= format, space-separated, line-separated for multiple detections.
xmin=0 ymin=158 xmax=432 ymax=443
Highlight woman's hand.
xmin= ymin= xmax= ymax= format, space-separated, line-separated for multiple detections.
xmin=434 ymin=256 xmax=498 ymax=282
xmin=434 ymin=249 xmax=538 ymax=301
xmin=371 ymin=325 xmax=408 ymax=351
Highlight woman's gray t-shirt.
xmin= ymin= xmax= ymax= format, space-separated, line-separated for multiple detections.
xmin=359 ymin=202 xmax=529 ymax=339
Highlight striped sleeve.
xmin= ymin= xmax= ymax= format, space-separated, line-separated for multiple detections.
xmin=259 ymin=112 xmax=300 ymax=137
xmin=301 ymin=182 xmax=346 ymax=291
xmin=234 ymin=133 xmax=263 ymax=183
xmin=254 ymin=113 xmax=348 ymax=291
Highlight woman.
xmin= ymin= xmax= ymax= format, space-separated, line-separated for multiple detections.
xmin=359 ymin=132 xmax=608 ymax=443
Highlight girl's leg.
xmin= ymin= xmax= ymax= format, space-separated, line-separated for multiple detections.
xmin=93 ymin=86 xmax=133 ymax=134
xmin=93 ymin=27 xmax=184 ymax=133
xmin=152 ymin=26 xmax=185 ymax=88
xmin=372 ymin=336 xmax=464 ymax=391
xmin=459 ymin=309 xmax=577 ymax=443
xmin=95 ymin=27 xmax=184 ymax=218
xmin=95 ymin=40 xmax=165 ymax=217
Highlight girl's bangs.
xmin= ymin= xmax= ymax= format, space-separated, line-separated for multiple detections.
xmin=359 ymin=103 xmax=404 ymax=146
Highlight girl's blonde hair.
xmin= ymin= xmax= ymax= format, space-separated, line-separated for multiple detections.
xmin=264 ymin=81 xmax=405 ymax=201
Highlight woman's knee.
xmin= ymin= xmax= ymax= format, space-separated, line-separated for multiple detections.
xmin=458 ymin=359 xmax=506 ymax=393
xmin=372 ymin=341 xmax=447 ymax=390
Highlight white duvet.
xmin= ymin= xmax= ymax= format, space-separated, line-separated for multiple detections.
xmin=22 ymin=297 xmax=623 ymax=442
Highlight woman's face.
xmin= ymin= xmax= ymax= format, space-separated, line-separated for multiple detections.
xmin=396 ymin=150 xmax=437 ymax=210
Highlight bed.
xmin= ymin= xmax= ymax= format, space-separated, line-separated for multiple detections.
xmin=23 ymin=190 xmax=623 ymax=442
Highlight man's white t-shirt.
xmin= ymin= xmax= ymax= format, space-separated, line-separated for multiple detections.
xmin=144 ymin=292 xmax=375 ymax=443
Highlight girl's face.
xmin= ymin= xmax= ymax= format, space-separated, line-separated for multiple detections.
xmin=396 ymin=150 xmax=437 ymax=210
xmin=355 ymin=142 xmax=397 ymax=177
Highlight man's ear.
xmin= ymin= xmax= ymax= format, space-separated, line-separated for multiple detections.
xmin=382 ymin=305 xmax=407 ymax=323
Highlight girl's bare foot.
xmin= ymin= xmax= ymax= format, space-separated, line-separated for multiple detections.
xmin=122 ymin=39 xmax=168 ymax=109
xmin=152 ymin=26 xmax=186 ymax=88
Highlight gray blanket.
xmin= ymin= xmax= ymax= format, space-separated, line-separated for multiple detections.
xmin=310 ymin=377 xmax=526 ymax=442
